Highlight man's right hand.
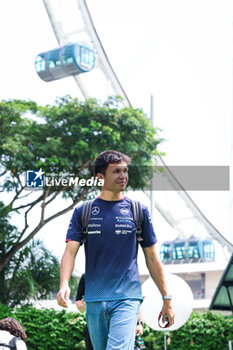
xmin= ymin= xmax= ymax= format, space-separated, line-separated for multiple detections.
xmin=76 ymin=298 xmax=86 ymax=312
xmin=57 ymin=241 xmax=80 ymax=308
xmin=57 ymin=285 xmax=71 ymax=308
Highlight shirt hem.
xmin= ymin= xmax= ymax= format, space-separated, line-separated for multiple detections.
xmin=65 ymin=238 xmax=82 ymax=243
xmin=84 ymin=296 xmax=143 ymax=303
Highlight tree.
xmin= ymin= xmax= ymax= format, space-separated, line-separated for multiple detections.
xmin=0 ymin=201 xmax=79 ymax=306
xmin=0 ymin=96 xmax=163 ymax=272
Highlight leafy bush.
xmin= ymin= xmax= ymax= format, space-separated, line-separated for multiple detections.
xmin=17 ymin=306 xmax=86 ymax=350
xmin=0 ymin=303 xmax=13 ymax=320
xmin=0 ymin=303 xmax=86 ymax=350
xmin=0 ymin=304 xmax=232 ymax=350
xmin=143 ymin=311 xmax=233 ymax=350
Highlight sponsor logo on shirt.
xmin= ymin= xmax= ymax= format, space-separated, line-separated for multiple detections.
xmin=116 ymin=216 xmax=133 ymax=220
xmin=116 ymin=219 xmax=133 ymax=224
xmin=92 ymin=206 xmax=100 ymax=215
xmin=90 ymin=217 xmax=103 ymax=221
xmin=120 ymin=207 xmax=129 ymax=215
xmin=88 ymin=223 xmax=101 ymax=228
xmin=122 ymin=230 xmax=131 ymax=234
xmin=115 ymin=224 xmax=132 ymax=228
xmin=115 ymin=229 xmax=132 ymax=235
xmin=88 ymin=230 xmax=101 ymax=234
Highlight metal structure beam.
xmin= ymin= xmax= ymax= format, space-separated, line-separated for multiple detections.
xmin=77 ymin=0 xmax=131 ymax=106
xmin=43 ymin=0 xmax=131 ymax=106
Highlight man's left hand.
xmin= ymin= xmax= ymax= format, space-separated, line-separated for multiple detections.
xmin=135 ymin=323 xmax=143 ymax=335
xmin=161 ymin=300 xmax=175 ymax=327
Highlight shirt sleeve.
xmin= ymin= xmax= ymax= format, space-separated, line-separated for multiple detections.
xmin=66 ymin=205 xmax=83 ymax=243
xmin=139 ymin=205 xmax=157 ymax=248
xmin=76 ymin=274 xmax=85 ymax=301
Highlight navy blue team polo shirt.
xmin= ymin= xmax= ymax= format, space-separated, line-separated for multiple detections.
xmin=66 ymin=196 xmax=157 ymax=302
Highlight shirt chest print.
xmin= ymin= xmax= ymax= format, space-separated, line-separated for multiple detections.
xmin=115 ymin=206 xmax=134 ymax=235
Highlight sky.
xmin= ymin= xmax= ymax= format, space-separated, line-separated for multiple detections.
xmin=0 ymin=0 xmax=232 ymax=273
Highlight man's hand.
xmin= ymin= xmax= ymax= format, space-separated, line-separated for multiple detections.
xmin=161 ymin=300 xmax=175 ymax=327
xmin=135 ymin=323 xmax=143 ymax=336
xmin=143 ymin=245 xmax=175 ymax=328
xmin=76 ymin=298 xmax=86 ymax=312
xmin=57 ymin=284 xmax=71 ymax=308
xmin=57 ymin=241 xmax=80 ymax=308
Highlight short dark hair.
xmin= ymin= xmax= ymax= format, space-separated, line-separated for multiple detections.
xmin=0 ymin=317 xmax=27 ymax=341
xmin=94 ymin=150 xmax=131 ymax=175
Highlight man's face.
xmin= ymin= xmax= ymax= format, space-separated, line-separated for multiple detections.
xmin=98 ymin=162 xmax=129 ymax=193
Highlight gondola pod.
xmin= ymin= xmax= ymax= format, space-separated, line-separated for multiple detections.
xmin=35 ymin=42 xmax=95 ymax=82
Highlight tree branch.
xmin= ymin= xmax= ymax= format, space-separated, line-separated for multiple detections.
xmin=8 ymin=186 xmax=25 ymax=208
xmin=13 ymin=193 xmax=46 ymax=211
xmin=17 ymin=191 xmax=37 ymax=201
xmin=0 ymin=187 xmax=89 ymax=272
xmin=40 ymin=188 xmax=50 ymax=224
xmin=0 ymin=170 xmax=7 ymax=177
xmin=16 ymin=206 xmax=31 ymax=244
xmin=44 ymin=160 xmax=91 ymax=207
xmin=44 ymin=186 xmax=89 ymax=225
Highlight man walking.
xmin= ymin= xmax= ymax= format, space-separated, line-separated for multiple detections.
xmin=57 ymin=150 xmax=174 ymax=350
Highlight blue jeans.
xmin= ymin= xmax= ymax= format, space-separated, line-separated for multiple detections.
xmin=86 ymin=299 xmax=141 ymax=350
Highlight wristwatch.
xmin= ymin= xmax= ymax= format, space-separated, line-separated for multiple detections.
xmin=137 ymin=321 xmax=144 ymax=326
xmin=162 ymin=295 xmax=172 ymax=300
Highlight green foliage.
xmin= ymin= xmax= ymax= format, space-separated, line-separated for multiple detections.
xmin=0 ymin=237 xmax=62 ymax=307
xmin=0 ymin=303 xmax=86 ymax=350
xmin=0 ymin=302 xmax=13 ymax=320
xmin=0 ymin=304 xmax=232 ymax=350
xmin=0 ymin=95 xmax=164 ymax=284
xmin=0 ymin=201 xmax=75 ymax=307
xmin=0 ymin=96 xmax=162 ymax=191
xmin=5 ymin=242 xmax=60 ymax=307
xmin=143 ymin=311 xmax=233 ymax=350
xmin=17 ymin=306 xmax=86 ymax=350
